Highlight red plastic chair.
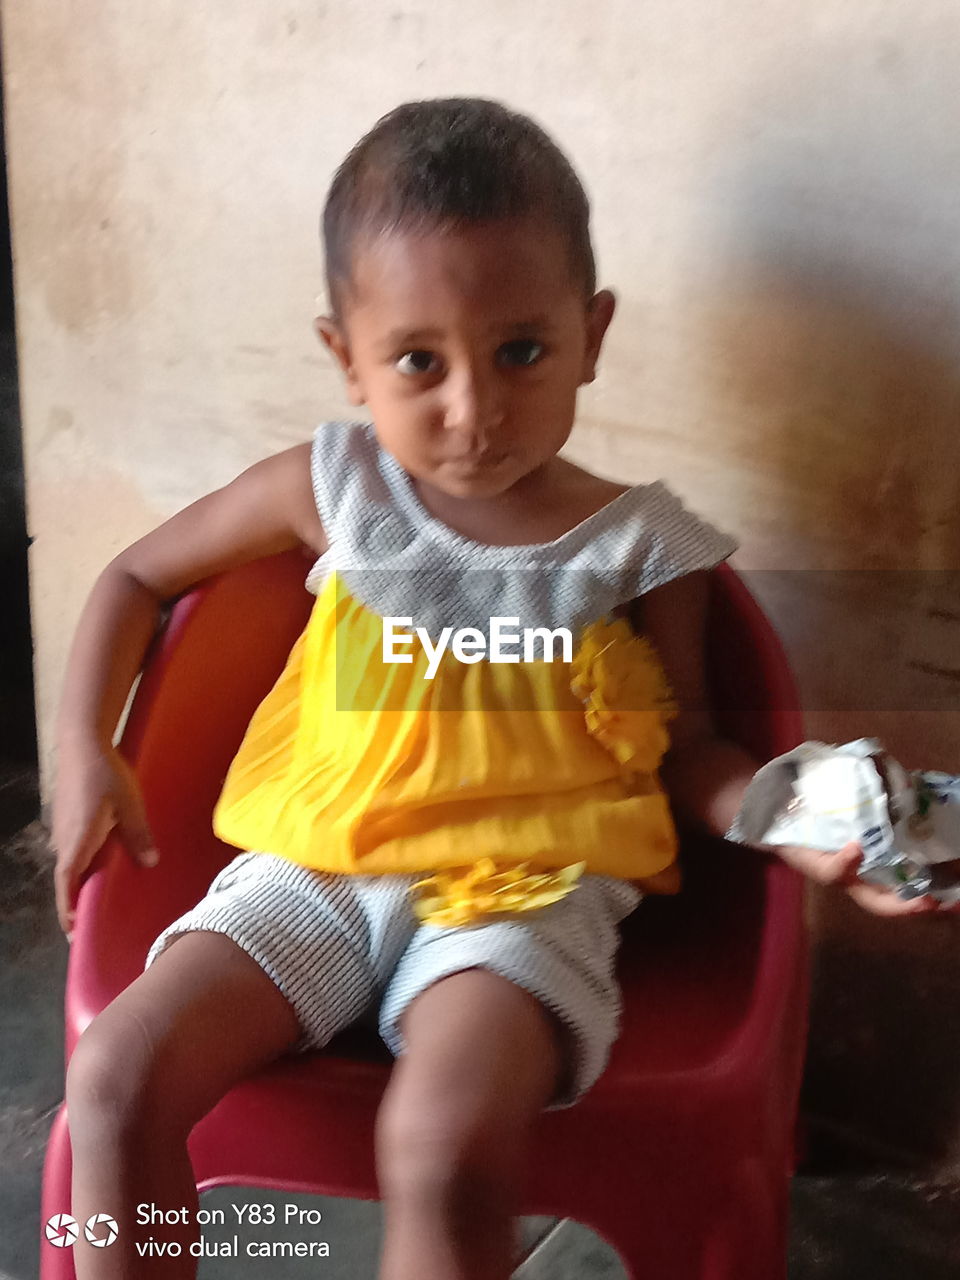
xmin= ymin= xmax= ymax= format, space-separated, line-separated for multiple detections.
xmin=41 ymin=552 xmax=807 ymax=1279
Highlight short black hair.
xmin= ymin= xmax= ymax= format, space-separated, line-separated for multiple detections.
xmin=323 ymin=98 xmax=596 ymax=317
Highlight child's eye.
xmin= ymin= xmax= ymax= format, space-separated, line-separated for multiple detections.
xmin=497 ymin=339 xmax=544 ymax=368
xmin=395 ymin=350 xmax=440 ymax=376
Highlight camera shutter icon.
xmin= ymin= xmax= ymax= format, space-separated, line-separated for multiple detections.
xmin=45 ymin=1214 xmax=80 ymax=1248
xmin=84 ymin=1213 xmax=120 ymax=1247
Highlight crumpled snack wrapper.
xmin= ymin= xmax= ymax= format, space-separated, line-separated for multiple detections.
xmin=727 ymin=738 xmax=960 ymax=906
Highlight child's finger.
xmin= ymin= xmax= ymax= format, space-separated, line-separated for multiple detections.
xmin=922 ymin=895 xmax=960 ymax=914
xmin=117 ymin=809 xmax=159 ymax=868
xmin=774 ymin=841 xmax=862 ymax=886
xmin=115 ymin=774 xmax=158 ymax=867
xmin=826 ymin=841 xmax=864 ymax=885
xmin=845 ymin=881 xmax=939 ymax=917
xmin=53 ymin=858 xmax=75 ymax=935
xmin=51 ymin=803 xmax=115 ymax=933
xmin=53 ymin=853 xmax=87 ymax=935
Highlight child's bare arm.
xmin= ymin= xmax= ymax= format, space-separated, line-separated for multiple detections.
xmin=634 ymin=572 xmax=945 ymax=917
xmin=53 ymin=443 xmax=324 ymax=933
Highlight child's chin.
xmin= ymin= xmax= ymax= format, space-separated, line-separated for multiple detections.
xmin=438 ymin=460 xmax=516 ymax=496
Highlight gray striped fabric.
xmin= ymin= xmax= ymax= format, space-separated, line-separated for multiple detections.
xmin=146 ymin=853 xmax=641 ymax=1108
xmin=305 ymin=421 xmax=739 ymax=637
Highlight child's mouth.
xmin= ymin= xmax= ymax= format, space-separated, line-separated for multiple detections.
xmin=448 ymin=453 xmax=506 ymax=469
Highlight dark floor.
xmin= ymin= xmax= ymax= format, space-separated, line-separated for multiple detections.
xmin=2 ymin=773 xmax=959 ymax=1279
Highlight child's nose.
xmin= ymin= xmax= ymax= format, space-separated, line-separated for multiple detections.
xmin=441 ymin=364 xmax=504 ymax=446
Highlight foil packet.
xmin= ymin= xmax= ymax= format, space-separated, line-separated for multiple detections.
xmin=727 ymin=738 xmax=960 ymax=906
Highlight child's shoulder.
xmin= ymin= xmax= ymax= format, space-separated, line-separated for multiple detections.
xmin=539 ymin=455 xmax=666 ymax=542
xmin=473 ymin=457 xmax=637 ymax=548
xmin=552 ymin=456 xmax=634 ymax=518
xmin=253 ymin=439 xmax=323 ymax=538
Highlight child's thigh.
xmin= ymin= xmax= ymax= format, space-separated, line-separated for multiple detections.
xmin=146 ymin=853 xmax=419 ymax=1050
xmin=67 ymin=931 xmax=302 ymax=1136
xmin=379 ymin=874 xmax=642 ymax=1114
xmin=377 ymin=968 xmax=561 ymax=1171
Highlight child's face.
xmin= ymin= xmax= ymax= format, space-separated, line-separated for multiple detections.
xmin=317 ymin=218 xmax=615 ymax=500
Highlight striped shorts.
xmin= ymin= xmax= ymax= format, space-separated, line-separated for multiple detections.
xmin=145 ymin=851 xmax=642 ymax=1109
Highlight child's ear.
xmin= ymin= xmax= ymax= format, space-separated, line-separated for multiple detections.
xmin=314 ymin=315 xmax=366 ymax=406
xmin=580 ymin=288 xmax=616 ymax=385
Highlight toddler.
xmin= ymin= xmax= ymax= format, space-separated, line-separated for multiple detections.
xmin=52 ymin=98 xmax=940 ymax=1280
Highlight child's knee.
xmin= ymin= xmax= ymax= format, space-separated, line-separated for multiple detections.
xmin=66 ymin=1009 xmax=165 ymax=1145
xmin=376 ymin=1080 xmax=520 ymax=1214
xmin=378 ymin=1124 xmax=512 ymax=1220
xmin=65 ymin=993 xmax=184 ymax=1146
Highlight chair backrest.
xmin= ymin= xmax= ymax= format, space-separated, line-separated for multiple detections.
xmin=69 ymin=553 xmax=315 ymax=1040
xmin=706 ymin=564 xmax=803 ymax=761
xmin=123 ymin=550 xmax=314 ymax=864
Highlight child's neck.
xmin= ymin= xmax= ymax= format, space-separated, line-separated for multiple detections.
xmin=412 ymin=456 xmax=631 ymax=548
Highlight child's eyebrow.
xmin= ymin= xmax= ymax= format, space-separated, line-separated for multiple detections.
xmin=499 ymin=317 xmax=556 ymax=336
xmin=380 ymin=317 xmax=556 ymax=353
xmin=380 ymin=327 xmax=445 ymax=353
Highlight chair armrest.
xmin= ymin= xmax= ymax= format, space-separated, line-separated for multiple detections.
xmin=65 ymin=550 xmax=314 ymax=1057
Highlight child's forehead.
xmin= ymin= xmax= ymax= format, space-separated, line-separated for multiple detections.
xmin=344 ymin=218 xmax=584 ymax=316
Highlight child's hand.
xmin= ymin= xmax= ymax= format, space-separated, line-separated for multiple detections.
xmin=771 ymin=840 xmax=958 ymax=917
xmin=52 ymin=745 xmax=158 ymax=935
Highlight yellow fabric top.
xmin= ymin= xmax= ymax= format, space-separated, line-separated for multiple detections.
xmin=213 ymin=570 xmax=680 ymax=923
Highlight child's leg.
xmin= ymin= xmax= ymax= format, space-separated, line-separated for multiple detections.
xmin=375 ymin=967 xmax=562 ymax=1280
xmin=66 ymin=931 xmax=301 ymax=1279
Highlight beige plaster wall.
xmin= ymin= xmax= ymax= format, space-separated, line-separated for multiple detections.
xmin=3 ymin=0 xmax=960 ymax=1162
xmin=5 ymin=1 xmax=959 ymax=780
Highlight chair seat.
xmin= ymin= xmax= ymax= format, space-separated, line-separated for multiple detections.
xmin=71 ymin=828 xmax=789 ymax=1075
xmin=69 ymin=821 xmax=804 ymax=1192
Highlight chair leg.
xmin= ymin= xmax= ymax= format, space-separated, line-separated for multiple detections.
xmin=698 ymin=1157 xmax=790 ymax=1280
xmin=40 ymin=1105 xmax=77 ymax=1280
xmin=576 ymin=1157 xmax=789 ymax=1280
